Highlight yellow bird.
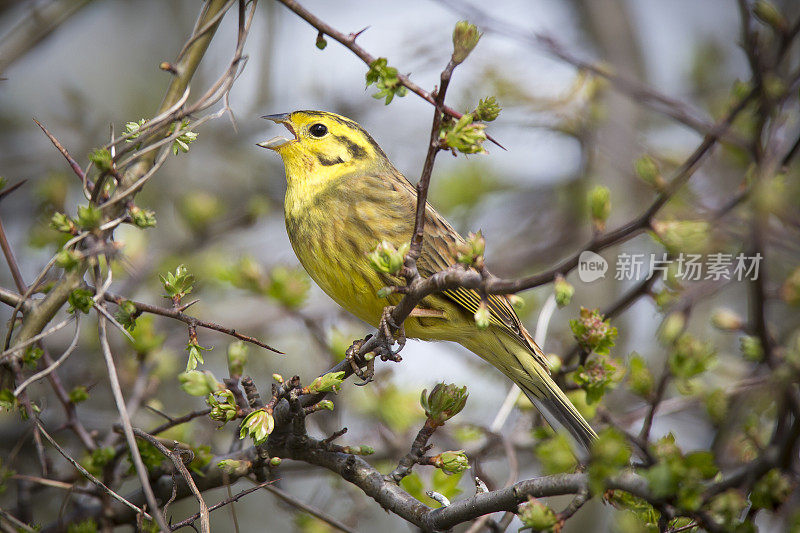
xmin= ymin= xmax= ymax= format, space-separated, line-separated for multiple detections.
xmin=259 ymin=110 xmax=597 ymax=453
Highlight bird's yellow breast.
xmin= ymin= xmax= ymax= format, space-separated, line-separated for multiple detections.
xmin=284 ymin=177 xmax=403 ymax=329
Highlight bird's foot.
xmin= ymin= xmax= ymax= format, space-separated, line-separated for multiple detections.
xmin=345 ymin=337 xmax=375 ymax=386
xmin=378 ymin=306 xmax=405 ymax=362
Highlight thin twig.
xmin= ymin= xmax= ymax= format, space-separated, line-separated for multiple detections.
xmin=129 ymin=428 xmax=210 ymax=533
xmin=97 ymin=306 xmax=169 ymax=532
xmin=261 ymin=483 xmax=357 ymax=533
xmin=13 ymin=315 xmax=81 ymax=397
xmin=168 ymin=480 xmax=274 ymax=531
xmin=34 ymin=420 xmax=152 ymax=521
xmin=103 ymin=292 xmax=282 ymax=354
xmin=274 ymin=0 xmax=502 ymax=148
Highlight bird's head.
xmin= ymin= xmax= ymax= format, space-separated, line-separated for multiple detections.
xmin=258 ymin=110 xmax=391 ymax=184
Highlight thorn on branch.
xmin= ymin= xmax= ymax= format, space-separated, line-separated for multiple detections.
xmin=348 ymin=26 xmax=369 ymax=42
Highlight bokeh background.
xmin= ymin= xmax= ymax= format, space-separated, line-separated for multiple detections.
xmin=1 ymin=0 xmax=798 ymax=531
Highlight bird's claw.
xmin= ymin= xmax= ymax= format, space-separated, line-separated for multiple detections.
xmin=378 ymin=307 xmax=405 ymax=362
xmin=345 ymin=338 xmax=375 ymax=386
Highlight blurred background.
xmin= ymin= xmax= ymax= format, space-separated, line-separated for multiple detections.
xmin=1 ymin=0 xmax=799 ymax=531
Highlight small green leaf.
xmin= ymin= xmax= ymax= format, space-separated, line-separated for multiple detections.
xmin=365 ymin=57 xmax=408 ymax=104
xmin=69 ymin=386 xmax=89 ymax=403
xmin=68 ymin=288 xmax=94 ymax=314
xmin=76 ymin=205 xmax=102 ymax=230
xmin=88 ymin=148 xmax=113 ymax=173
xmin=160 ymin=264 xmax=195 ymax=300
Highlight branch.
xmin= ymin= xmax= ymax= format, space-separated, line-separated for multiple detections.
xmin=437 ymin=0 xmax=749 ymax=147
xmin=34 ymin=420 xmax=151 ymax=522
xmin=102 ymin=291 xmax=282 ymax=354
xmin=274 ymin=0 xmax=501 ymax=148
xmin=97 ymin=307 xmax=170 ymax=532
xmin=129 ymin=428 xmax=210 ymax=533
xmin=167 ymin=480 xmax=273 ymax=531
xmin=6 ymin=0 xmax=234 ymax=369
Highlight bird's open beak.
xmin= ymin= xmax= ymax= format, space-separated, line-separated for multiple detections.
xmin=257 ymin=113 xmax=297 ymax=150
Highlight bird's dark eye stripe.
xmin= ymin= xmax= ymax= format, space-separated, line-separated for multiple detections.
xmin=309 ymin=123 xmax=328 ymax=137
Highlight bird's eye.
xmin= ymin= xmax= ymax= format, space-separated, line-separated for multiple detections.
xmin=309 ymin=123 xmax=328 ymax=137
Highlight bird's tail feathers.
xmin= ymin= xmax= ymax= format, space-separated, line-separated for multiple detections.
xmin=517 ymin=370 xmax=598 ymax=461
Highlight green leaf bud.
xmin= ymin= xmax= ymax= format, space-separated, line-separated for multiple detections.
xmin=227 ymin=341 xmax=248 ymax=376
xmin=124 ymin=118 xmax=146 ymax=140
xmin=76 ymin=205 xmax=102 ymax=230
xmin=753 ymin=1 xmax=787 ymax=33
xmin=185 ymin=342 xmax=211 ymax=372
xmin=739 ymin=335 xmax=764 ymax=362
xmin=474 ymin=96 xmax=501 ymax=122
xmin=588 ymin=428 xmax=631 ymax=493
xmin=351 ymin=445 xmax=375 ymax=455
xmin=474 ymin=302 xmax=490 ymax=330
xmin=651 ymin=220 xmax=711 ymax=255
xmin=23 ymin=346 xmax=43 ymax=368
xmin=55 ymin=249 xmax=82 ymax=271
xmin=506 ymin=294 xmax=524 ymax=309
xmin=517 ymin=497 xmax=557 ymax=531
xmin=658 ymin=312 xmax=686 ymax=345
xmin=443 ymin=113 xmax=488 ymax=154
xmin=627 ymin=353 xmax=654 ymax=397
xmin=452 ymin=21 xmax=481 ymax=64
xmin=365 ymin=58 xmax=408 ymax=105
xmin=207 ymin=389 xmax=237 ymax=422
xmin=534 ymin=432 xmax=576 ymax=475
xmin=634 ymin=154 xmax=665 ymax=189
xmin=239 ymin=408 xmax=274 ymax=445
xmin=217 ymin=459 xmax=250 ymax=476
xmin=114 ymin=300 xmax=138 ymax=330
xmin=160 ymin=264 xmax=195 ymax=300
xmin=69 ymin=385 xmax=89 ymax=404
xmin=751 ymin=469 xmax=793 ymax=509
xmin=553 ymin=275 xmax=574 ymax=308
xmin=668 ymin=334 xmax=716 ymax=380
xmin=704 ymin=388 xmax=728 ymax=425
xmin=169 ymin=119 xmax=198 ymax=155
xmin=178 ymin=191 xmax=224 ymax=234
xmin=573 ymin=354 xmax=623 ymax=404
xmin=0 ymin=389 xmax=17 ymax=412
xmin=317 ymin=400 xmax=334 ymax=411
xmin=545 ymin=353 xmax=562 ymax=374
xmin=306 ymin=371 xmax=346 ymax=394
xmin=367 ymin=240 xmax=408 ymax=274
xmin=179 ymin=370 xmax=220 ymax=397
xmin=68 ymin=288 xmax=94 ymax=314
xmin=267 ymin=266 xmax=310 ymax=308
xmin=588 ymin=185 xmax=611 ymax=230
xmin=50 ymin=212 xmax=77 ymax=234
xmin=710 ymin=308 xmax=743 ymax=331
xmin=420 ymin=383 xmax=468 ymax=427
xmin=129 ymin=205 xmax=156 ymax=228
xmin=434 ymin=450 xmax=470 ymax=475
xmin=570 ymin=307 xmax=618 ymax=355
xmin=88 ymin=148 xmax=113 ymax=173
xmin=456 ymin=231 xmax=485 ymax=264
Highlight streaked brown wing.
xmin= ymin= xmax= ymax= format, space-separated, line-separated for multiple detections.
xmin=389 ymin=173 xmax=547 ymax=368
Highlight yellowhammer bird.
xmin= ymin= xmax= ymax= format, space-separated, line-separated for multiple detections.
xmin=258 ymin=110 xmax=597 ymax=454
